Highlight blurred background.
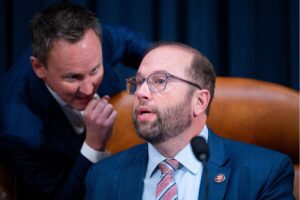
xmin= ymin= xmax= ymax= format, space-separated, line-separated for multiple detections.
xmin=0 ymin=0 xmax=298 ymax=90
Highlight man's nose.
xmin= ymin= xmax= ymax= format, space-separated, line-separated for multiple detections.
xmin=79 ymin=79 xmax=94 ymax=95
xmin=136 ymin=81 xmax=151 ymax=100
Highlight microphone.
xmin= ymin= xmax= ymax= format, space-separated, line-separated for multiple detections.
xmin=191 ymin=136 xmax=209 ymax=162
xmin=191 ymin=136 xmax=209 ymax=200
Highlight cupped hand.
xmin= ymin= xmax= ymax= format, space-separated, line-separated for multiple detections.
xmin=84 ymin=96 xmax=117 ymax=151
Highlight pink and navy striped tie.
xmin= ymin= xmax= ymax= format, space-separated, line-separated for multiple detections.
xmin=155 ymin=159 xmax=179 ymax=200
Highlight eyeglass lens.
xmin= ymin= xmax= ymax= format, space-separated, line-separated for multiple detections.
xmin=127 ymin=74 xmax=168 ymax=94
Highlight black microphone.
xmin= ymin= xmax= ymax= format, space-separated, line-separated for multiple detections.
xmin=191 ymin=136 xmax=209 ymax=200
xmin=191 ymin=136 xmax=209 ymax=162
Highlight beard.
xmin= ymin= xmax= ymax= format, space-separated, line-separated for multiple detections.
xmin=133 ymin=93 xmax=192 ymax=145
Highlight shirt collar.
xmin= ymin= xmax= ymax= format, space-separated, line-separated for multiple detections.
xmin=45 ymin=83 xmax=68 ymax=107
xmin=146 ymin=125 xmax=208 ymax=178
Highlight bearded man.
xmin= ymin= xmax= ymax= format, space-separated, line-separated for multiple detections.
xmin=85 ymin=42 xmax=294 ymax=200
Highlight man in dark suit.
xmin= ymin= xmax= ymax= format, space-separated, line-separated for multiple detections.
xmin=0 ymin=3 xmax=149 ymax=200
xmin=85 ymin=42 xmax=295 ymax=200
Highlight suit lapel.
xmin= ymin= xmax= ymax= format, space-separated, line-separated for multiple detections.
xmin=46 ymin=104 xmax=83 ymax=157
xmin=118 ymin=144 xmax=148 ymax=200
xmin=198 ymin=130 xmax=231 ymax=200
xmin=115 ymin=131 xmax=232 ymax=200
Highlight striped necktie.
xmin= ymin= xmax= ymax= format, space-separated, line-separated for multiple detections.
xmin=155 ymin=159 xmax=179 ymax=200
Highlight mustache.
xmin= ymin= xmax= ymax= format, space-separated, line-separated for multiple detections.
xmin=137 ymin=99 xmax=148 ymax=106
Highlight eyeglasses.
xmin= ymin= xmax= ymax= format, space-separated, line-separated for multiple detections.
xmin=126 ymin=72 xmax=202 ymax=95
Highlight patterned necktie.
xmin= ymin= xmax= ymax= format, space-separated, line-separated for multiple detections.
xmin=155 ymin=159 xmax=179 ymax=200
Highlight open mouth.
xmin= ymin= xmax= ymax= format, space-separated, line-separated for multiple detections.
xmin=139 ymin=108 xmax=152 ymax=115
xmin=75 ymin=94 xmax=94 ymax=103
xmin=72 ymin=96 xmax=92 ymax=109
xmin=76 ymin=94 xmax=93 ymax=100
xmin=137 ymin=107 xmax=156 ymax=121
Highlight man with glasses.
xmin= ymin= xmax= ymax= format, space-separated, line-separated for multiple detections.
xmin=85 ymin=42 xmax=294 ymax=199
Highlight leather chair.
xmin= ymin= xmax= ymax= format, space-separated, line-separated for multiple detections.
xmin=107 ymin=77 xmax=299 ymax=199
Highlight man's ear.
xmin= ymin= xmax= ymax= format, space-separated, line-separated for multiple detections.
xmin=30 ymin=56 xmax=47 ymax=79
xmin=192 ymin=89 xmax=210 ymax=116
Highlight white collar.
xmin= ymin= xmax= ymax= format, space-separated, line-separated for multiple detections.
xmin=146 ymin=125 xmax=209 ymax=178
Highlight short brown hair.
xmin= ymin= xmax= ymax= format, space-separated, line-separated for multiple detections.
xmin=30 ymin=3 xmax=102 ymax=66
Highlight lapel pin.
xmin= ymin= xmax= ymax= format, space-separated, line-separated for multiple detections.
xmin=214 ymin=173 xmax=226 ymax=183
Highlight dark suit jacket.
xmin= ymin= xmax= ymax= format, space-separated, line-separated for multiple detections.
xmin=85 ymin=130 xmax=295 ymax=200
xmin=0 ymin=25 xmax=149 ymax=200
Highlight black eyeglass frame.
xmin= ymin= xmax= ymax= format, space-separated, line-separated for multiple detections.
xmin=126 ymin=72 xmax=202 ymax=95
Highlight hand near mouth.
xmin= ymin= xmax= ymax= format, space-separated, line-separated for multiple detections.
xmin=83 ymin=95 xmax=117 ymax=151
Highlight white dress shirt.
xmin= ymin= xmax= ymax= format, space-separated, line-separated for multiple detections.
xmin=46 ymin=84 xmax=109 ymax=163
xmin=142 ymin=125 xmax=209 ymax=200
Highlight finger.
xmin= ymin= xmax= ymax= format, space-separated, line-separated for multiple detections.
xmin=84 ymin=98 xmax=100 ymax=114
xmin=101 ymin=95 xmax=110 ymax=101
xmin=88 ymin=101 xmax=107 ymax=120
xmin=109 ymin=110 xmax=117 ymax=121
xmin=93 ymin=103 xmax=114 ymax=122
xmin=103 ymin=110 xmax=117 ymax=127
xmin=100 ymin=104 xmax=114 ymax=119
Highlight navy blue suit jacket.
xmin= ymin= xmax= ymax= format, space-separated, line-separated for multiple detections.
xmin=0 ymin=25 xmax=149 ymax=200
xmin=85 ymin=130 xmax=295 ymax=200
